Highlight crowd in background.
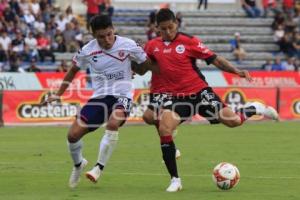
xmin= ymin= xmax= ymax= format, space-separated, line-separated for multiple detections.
xmin=0 ymin=0 xmax=97 ymax=72
xmin=1 ymin=0 xmax=300 ymax=72
xmin=240 ymin=0 xmax=300 ymax=71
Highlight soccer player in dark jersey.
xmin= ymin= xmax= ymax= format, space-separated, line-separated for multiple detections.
xmin=139 ymin=8 xmax=278 ymax=192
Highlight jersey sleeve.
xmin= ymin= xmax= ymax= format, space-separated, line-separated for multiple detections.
xmin=189 ymin=37 xmax=217 ymax=65
xmin=72 ymin=48 xmax=90 ymax=69
xmin=144 ymin=41 xmax=156 ymax=61
xmin=128 ymin=40 xmax=147 ymax=64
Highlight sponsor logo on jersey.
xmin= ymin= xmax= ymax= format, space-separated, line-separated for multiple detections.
xmin=104 ymin=71 xmax=124 ymax=80
xmin=175 ymin=44 xmax=185 ymax=54
xmin=163 ymin=48 xmax=172 ymax=53
xmin=154 ymin=47 xmax=160 ymax=52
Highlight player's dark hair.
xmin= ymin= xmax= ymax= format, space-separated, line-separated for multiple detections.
xmin=156 ymin=8 xmax=176 ymax=25
xmin=90 ymin=15 xmax=113 ymax=33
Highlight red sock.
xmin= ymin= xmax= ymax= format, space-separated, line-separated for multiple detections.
xmin=160 ymin=135 xmax=173 ymax=144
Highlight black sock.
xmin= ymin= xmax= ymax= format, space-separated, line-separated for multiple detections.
xmin=96 ymin=163 xmax=104 ymax=171
xmin=161 ymin=141 xmax=178 ymax=178
xmin=240 ymin=105 xmax=256 ymax=118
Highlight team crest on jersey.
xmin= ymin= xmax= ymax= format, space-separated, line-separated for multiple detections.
xmin=118 ymin=50 xmax=125 ymax=58
xmin=175 ymin=44 xmax=185 ymax=54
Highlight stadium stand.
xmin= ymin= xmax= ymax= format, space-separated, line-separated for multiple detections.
xmin=0 ymin=1 xmax=299 ymax=72
xmin=112 ymin=9 xmax=280 ymax=70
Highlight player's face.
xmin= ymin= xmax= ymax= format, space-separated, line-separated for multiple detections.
xmin=93 ymin=27 xmax=115 ymax=50
xmin=157 ymin=20 xmax=178 ymax=41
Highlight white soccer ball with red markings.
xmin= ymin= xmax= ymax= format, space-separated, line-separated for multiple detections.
xmin=212 ymin=162 xmax=240 ymax=190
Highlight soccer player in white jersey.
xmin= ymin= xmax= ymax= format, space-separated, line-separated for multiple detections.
xmin=44 ymin=15 xmax=158 ymax=188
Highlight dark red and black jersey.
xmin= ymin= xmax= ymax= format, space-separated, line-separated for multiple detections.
xmin=145 ymin=32 xmax=217 ymax=96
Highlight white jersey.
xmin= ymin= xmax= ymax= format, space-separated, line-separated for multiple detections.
xmin=73 ymin=36 xmax=147 ymax=99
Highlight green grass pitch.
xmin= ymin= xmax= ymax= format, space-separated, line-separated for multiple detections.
xmin=0 ymin=122 xmax=299 ymax=200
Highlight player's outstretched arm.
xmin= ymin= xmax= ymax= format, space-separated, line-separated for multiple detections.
xmin=41 ymin=65 xmax=80 ymax=105
xmin=211 ymin=55 xmax=252 ymax=82
xmin=131 ymin=59 xmax=159 ymax=75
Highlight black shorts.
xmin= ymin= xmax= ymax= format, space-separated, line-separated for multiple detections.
xmin=147 ymin=93 xmax=173 ymax=113
xmin=163 ymin=87 xmax=225 ymax=124
xmin=78 ymin=95 xmax=132 ymax=132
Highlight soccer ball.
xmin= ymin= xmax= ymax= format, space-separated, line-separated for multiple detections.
xmin=212 ymin=162 xmax=240 ymax=190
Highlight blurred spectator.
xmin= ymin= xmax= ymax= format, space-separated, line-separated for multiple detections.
xmin=26 ymin=58 xmax=41 ymax=72
xmin=146 ymin=9 xmax=158 ymax=40
xmin=241 ymin=0 xmax=261 ymax=18
xmin=0 ymin=43 xmax=7 ymax=71
xmin=294 ymin=58 xmax=300 ymax=71
xmin=65 ymin=5 xmax=75 ymax=22
xmin=146 ymin=23 xmax=157 ymax=41
xmin=24 ymin=32 xmax=38 ymax=61
xmin=56 ymin=60 xmax=69 ymax=72
xmin=273 ymin=24 xmax=285 ymax=43
xmin=9 ymin=0 xmax=21 ymax=16
xmin=23 ymin=10 xmax=35 ymax=27
xmin=30 ymin=0 xmax=41 ymax=17
xmin=82 ymin=0 xmax=99 ymax=30
xmin=41 ymin=3 xmax=52 ymax=23
xmin=176 ymin=12 xmax=185 ymax=29
xmin=39 ymin=0 xmax=49 ymax=12
xmin=279 ymin=32 xmax=295 ymax=57
xmin=261 ymin=58 xmax=273 ymax=71
xmin=33 ymin=14 xmax=46 ymax=33
xmin=55 ymin=13 xmax=68 ymax=32
xmin=98 ymin=0 xmax=114 ymax=17
xmin=11 ymin=31 xmax=29 ymax=61
xmin=294 ymin=7 xmax=300 ymax=30
xmin=74 ymin=21 xmax=84 ymax=47
xmin=147 ymin=9 xmax=156 ymax=26
xmin=0 ymin=0 xmax=9 ymax=14
xmin=159 ymin=3 xmax=170 ymax=9
xmin=36 ymin=32 xmax=55 ymax=62
xmin=8 ymin=51 xmax=20 ymax=72
xmin=197 ymin=0 xmax=208 ymax=10
xmin=19 ymin=0 xmax=30 ymax=15
xmin=282 ymin=57 xmax=296 ymax=70
xmin=292 ymin=31 xmax=300 ymax=58
xmin=262 ymin=0 xmax=278 ymax=17
xmin=285 ymin=12 xmax=297 ymax=32
xmin=63 ymin=22 xmax=78 ymax=52
xmin=271 ymin=12 xmax=285 ymax=30
xmin=271 ymin=57 xmax=285 ymax=70
xmin=230 ymin=32 xmax=247 ymax=63
xmin=283 ymin=0 xmax=294 ymax=14
xmin=3 ymin=6 xmax=17 ymax=23
xmin=0 ymin=31 xmax=11 ymax=57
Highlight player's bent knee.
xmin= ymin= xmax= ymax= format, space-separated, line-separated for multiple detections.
xmin=67 ymin=132 xmax=81 ymax=143
xmin=158 ymin=123 xmax=174 ymax=136
xmin=142 ymin=114 xmax=153 ymax=125
xmin=222 ymin=119 xmax=241 ymax=128
xmin=106 ymin=121 xmax=121 ymax=131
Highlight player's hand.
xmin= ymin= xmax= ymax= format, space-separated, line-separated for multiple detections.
xmin=40 ymin=92 xmax=60 ymax=105
xmin=237 ymin=70 xmax=252 ymax=82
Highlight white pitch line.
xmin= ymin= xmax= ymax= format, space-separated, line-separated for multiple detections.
xmin=111 ymin=172 xmax=300 ymax=180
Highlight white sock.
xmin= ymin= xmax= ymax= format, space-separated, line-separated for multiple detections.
xmin=67 ymin=140 xmax=83 ymax=166
xmin=97 ymin=130 xmax=119 ymax=169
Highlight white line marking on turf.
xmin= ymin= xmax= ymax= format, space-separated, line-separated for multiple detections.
xmin=112 ymin=172 xmax=300 ymax=180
